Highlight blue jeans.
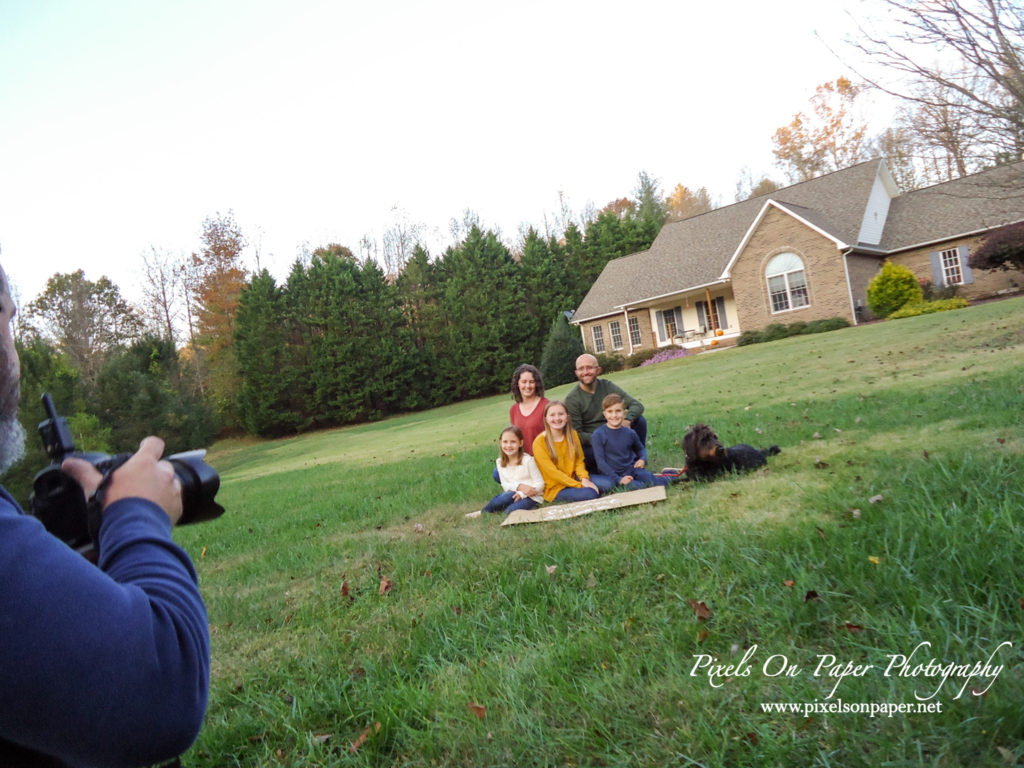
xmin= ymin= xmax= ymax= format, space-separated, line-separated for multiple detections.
xmin=617 ymin=467 xmax=670 ymax=491
xmin=554 ymin=486 xmax=600 ymax=503
xmin=483 ymin=490 xmax=539 ymax=515
xmin=587 ymin=473 xmax=617 ymax=493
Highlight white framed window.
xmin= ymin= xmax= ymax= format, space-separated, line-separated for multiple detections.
xmin=930 ymin=245 xmax=973 ymax=287
xmin=940 ymin=247 xmax=963 ymax=285
xmin=628 ymin=316 xmax=642 ymax=347
xmin=608 ymin=320 xmax=623 ymax=350
xmin=766 ymin=252 xmax=810 ymax=313
xmin=592 ymin=325 xmax=606 ymax=353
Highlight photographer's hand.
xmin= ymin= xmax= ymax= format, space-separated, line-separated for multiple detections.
xmin=63 ymin=437 xmax=184 ymax=524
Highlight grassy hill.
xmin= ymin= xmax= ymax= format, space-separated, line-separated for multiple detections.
xmin=179 ymin=297 xmax=1024 ymax=767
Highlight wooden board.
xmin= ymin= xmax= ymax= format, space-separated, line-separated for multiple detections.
xmin=500 ymin=485 xmax=667 ymax=526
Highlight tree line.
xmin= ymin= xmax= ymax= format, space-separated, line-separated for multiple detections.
xmin=8 ymin=0 xmax=1021 ymax=505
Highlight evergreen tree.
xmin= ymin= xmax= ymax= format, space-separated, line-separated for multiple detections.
xmin=540 ymin=312 xmax=584 ymax=388
xmin=235 ymin=269 xmax=307 ymax=435
xmin=91 ymin=336 xmax=216 ymax=453
xmin=438 ymin=226 xmax=534 ymax=400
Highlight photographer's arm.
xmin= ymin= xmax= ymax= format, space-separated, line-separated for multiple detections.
xmin=0 ymin=438 xmax=209 ymax=767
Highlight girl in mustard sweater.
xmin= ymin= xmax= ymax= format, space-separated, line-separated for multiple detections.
xmin=532 ymin=401 xmax=614 ymax=502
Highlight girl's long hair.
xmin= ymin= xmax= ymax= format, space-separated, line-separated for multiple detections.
xmin=541 ymin=400 xmax=577 ymax=467
xmin=498 ymin=425 xmax=525 ymax=468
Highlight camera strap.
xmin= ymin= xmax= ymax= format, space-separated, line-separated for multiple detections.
xmin=85 ymin=454 xmax=131 ymax=546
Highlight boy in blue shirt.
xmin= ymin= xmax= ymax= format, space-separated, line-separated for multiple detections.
xmin=592 ymin=394 xmax=670 ymax=491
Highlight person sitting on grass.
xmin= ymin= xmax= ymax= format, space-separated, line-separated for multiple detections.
xmin=467 ymin=426 xmax=544 ymax=519
xmin=592 ymin=394 xmax=670 ymax=492
xmin=532 ymin=401 xmax=615 ymax=504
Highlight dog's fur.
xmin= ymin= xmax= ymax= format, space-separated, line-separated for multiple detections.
xmin=683 ymin=423 xmax=780 ymax=481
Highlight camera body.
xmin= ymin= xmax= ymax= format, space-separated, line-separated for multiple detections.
xmin=29 ymin=394 xmax=224 ymax=557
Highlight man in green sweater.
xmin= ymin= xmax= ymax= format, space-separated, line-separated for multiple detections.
xmin=564 ymin=353 xmax=648 ymax=474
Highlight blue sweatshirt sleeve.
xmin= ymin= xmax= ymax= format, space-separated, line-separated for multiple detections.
xmin=0 ymin=490 xmax=209 ymax=768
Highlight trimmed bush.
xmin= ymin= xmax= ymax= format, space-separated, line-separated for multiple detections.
xmin=736 ymin=317 xmax=850 ymax=346
xmin=595 ymin=352 xmax=624 ymax=373
xmin=867 ymin=261 xmax=924 ymax=317
xmin=888 ymin=298 xmax=969 ymax=318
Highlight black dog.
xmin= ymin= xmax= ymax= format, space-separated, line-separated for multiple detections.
xmin=682 ymin=423 xmax=780 ymax=481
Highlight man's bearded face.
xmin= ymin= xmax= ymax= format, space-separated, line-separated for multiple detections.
xmin=0 ymin=275 xmax=25 ymax=475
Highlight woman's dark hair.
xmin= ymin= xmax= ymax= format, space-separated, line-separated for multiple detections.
xmin=510 ymin=363 xmax=545 ymax=402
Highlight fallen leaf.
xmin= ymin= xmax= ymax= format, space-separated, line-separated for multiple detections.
xmin=452 ymin=605 xmax=462 ymax=616
xmin=923 ymin=450 xmax=930 ymax=460
xmin=312 ymin=733 xmax=332 ymax=744
xmin=996 ymin=746 xmax=1016 ymax=764
xmin=378 ymin=577 xmax=393 ymax=596
xmin=868 ymin=556 xmax=881 ymax=565
xmin=850 ymin=508 xmax=862 ymax=518
xmin=845 ymin=622 xmax=865 ymax=633
xmin=468 ymin=701 xmax=487 ymax=719
xmin=349 ymin=722 xmax=381 ymax=753
xmin=815 ymin=527 xmax=827 ymax=540
xmin=814 ymin=459 xmax=830 ymax=469
xmin=413 ymin=523 xmax=424 ymax=533
xmin=868 ymin=495 xmax=884 ymax=504
xmin=546 ymin=565 xmax=558 ymax=575
xmin=996 ymin=437 xmax=1006 ymax=445
xmin=201 ymin=546 xmax=207 ymax=558
xmin=783 ymin=580 xmax=795 ymax=588
xmin=697 ymin=629 xmax=709 ymax=643
xmin=812 ymin=432 xmax=823 ymax=439
xmin=687 ymin=599 xmax=712 ymax=620
xmin=804 ymin=590 xmax=820 ymax=602
xmin=341 ymin=580 xmax=350 ymax=598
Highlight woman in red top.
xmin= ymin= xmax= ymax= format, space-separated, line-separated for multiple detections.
xmin=508 ymin=364 xmax=549 ymax=455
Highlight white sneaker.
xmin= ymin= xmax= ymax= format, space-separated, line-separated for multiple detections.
xmin=464 ymin=510 xmax=482 ymax=519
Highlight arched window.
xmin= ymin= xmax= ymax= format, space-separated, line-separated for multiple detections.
xmin=765 ymin=252 xmax=809 ymax=313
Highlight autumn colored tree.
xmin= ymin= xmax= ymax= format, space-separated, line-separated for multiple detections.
xmin=772 ymin=77 xmax=875 ymax=183
xmin=190 ymin=211 xmax=248 ymax=429
xmin=666 ymin=183 xmax=714 ymax=221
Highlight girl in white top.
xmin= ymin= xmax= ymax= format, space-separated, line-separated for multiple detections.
xmin=467 ymin=425 xmax=545 ymax=517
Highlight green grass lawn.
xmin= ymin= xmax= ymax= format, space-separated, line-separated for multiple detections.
xmin=178 ymin=298 xmax=1024 ymax=767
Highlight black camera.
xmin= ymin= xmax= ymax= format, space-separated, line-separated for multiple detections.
xmin=29 ymin=393 xmax=224 ymax=558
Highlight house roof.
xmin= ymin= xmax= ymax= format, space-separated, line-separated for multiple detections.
xmin=878 ymin=161 xmax=1024 ymax=251
xmin=573 ymin=158 xmax=1024 ymax=323
xmin=573 ymin=159 xmax=884 ymax=322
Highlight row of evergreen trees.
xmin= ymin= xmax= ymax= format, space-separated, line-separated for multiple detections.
xmin=234 ymin=209 xmax=662 ymax=436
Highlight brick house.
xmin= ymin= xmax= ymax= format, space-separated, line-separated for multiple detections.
xmin=572 ymin=159 xmax=1024 ymax=356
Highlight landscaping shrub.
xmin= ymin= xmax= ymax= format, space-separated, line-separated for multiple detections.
xmin=737 ymin=330 xmax=763 ymax=346
xmin=737 ymin=317 xmax=849 ymax=346
xmin=867 ymin=260 xmax=923 ymax=317
xmin=595 ymin=352 xmax=624 ymax=373
xmin=760 ymin=323 xmax=791 ymax=342
xmin=624 ymin=348 xmax=661 ymax=367
xmin=920 ymin=279 xmax=960 ymax=301
xmin=888 ymin=297 xmax=969 ymax=318
xmin=806 ymin=317 xmax=851 ymax=333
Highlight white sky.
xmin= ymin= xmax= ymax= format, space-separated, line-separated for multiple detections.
xmin=0 ymin=0 xmax=874 ymax=305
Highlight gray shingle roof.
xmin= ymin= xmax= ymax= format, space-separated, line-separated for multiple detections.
xmin=574 ymin=158 xmax=1024 ymax=322
xmin=574 ymin=159 xmax=884 ymax=322
xmin=879 ymin=161 xmax=1024 ymax=251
